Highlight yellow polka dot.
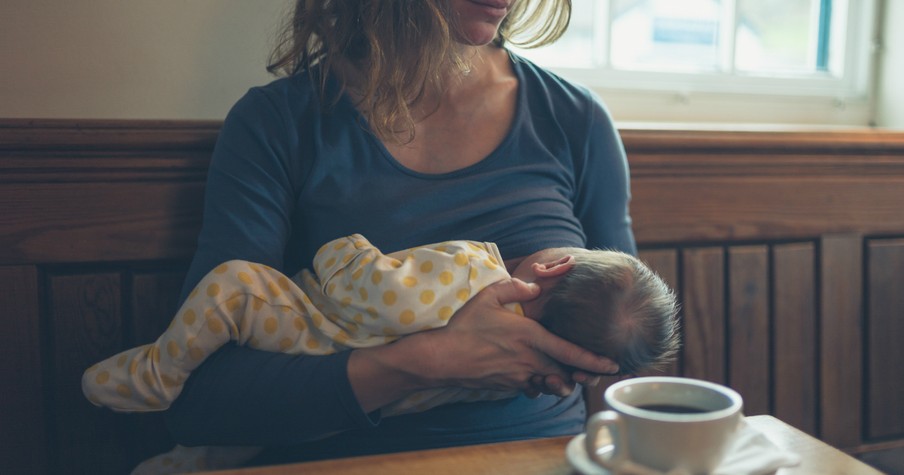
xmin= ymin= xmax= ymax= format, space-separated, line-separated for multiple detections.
xmin=342 ymin=253 xmax=354 ymax=264
xmin=294 ymin=317 xmax=306 ymax=331
xmin=142 ymin=371 xmax=153 ymax=387
xmin=166 ymin=341 xmax=180 ymax=358
xmin=340 ymin=296 xmax=352 ymax=308
xmin=214 ymin=263 xmax=229 ymax=274
xmin=335 ymin=331 xmax=350 ymax=344
xmin=457 ymin=289 xmax=470 ymax=301
xmin=264 ymin=317 xmax=278 ymax=334
xmin=420 ymin=261 xmax=434 ymax=273
xmin=302 ymin=294 xmax=312 ymax=305
xmin=470 ymin=267 xmax=478 ymax=281
xmin=403 ymin=276 xmax=418 ymax=287
xmin=188 ymin=288 xmax=199 ymax=300
xmin=346 ymin=321 xmax=359 ymax=333
xmin=358 ymin=287 xmax=368 ymax=300
xmin=353 ymin=313 xmax=364 ymax=324
xmin=238 ymin=271 xmax=253 ymax=285
xmin=306 ymin=337 xmax=320 ymax=350
xmin=371 ymin=270 xmax=383 ymax=285
xmin=206 ymin=283 xmax=221 ymax=297
xmin=252 ymin=296 xmax=264 ymax=310
xmin=146 ymin=396 xmax=161 ymax=408
xmin=129 ymin=358 xmax=138 ymax=375
xmin=249 ymin=263 xmax=262 ymax=272
xmin=312 ymin=313 xmax=323 ymax=328
xmin=278 ymin=276 xmax=291 ymax=291
xmin=420 ymin=290 xmax=435 ymax=305
xmin=513 ymin=303 xmax=525 ymax=316
xmin=149 ymin=345 xmax=161 ymax=363
xmin=116 ymin=384 xmax=132 ymax=398
xmin=439 ymin=306 xmax=454 ymax=321
xmin=438 ymin=271 xmax=454 ymax=285
xmin=95 ymin=371 xmax=110 ymax=385
xmin=366 ymin=307 xmax=378 ymax=318
xmin=468 ymin=242 xmax=484 ymax=252
xmin=182 ymin=309 xmax=197 ymax=325
xmin=206 ymin=316 xmax=224 ymax=334
xmin=454 ymin=253 xmax=469 ymax=266
xmin=226 ymin=295 xmax=243 ymax=311
xmin=327 ymin=283 xmax=336 ymax=295
xmin=352 ymin=268 xmax=364 ymax=280
xmin=278 ymin=338 xmax=293 ymax=351
xmin=267 ymin=281 xmax=281 ymax=297
xmin=116 ymin=354 xmax=128 ymax=368
xmin=399 ymin=309 xmax=416 ymax=325
xmin=189 ymin=347 xmax=205 ymax=361
xmin=324 ymin=257 xmax=337 ymax=268
xmin=390 ymin=259 xmax=403 ymax=269
xmin=161 ymin=374 xmax=180 ymax=388
xmin=383 ymin=290 xmax=398 ymax=306
xmin=435 ymin=245 xmax=448 ymax=253
xmin=333 ymin=241 xmax=348 ymax=251
xmin=483 ymin=259 xmax=498 ymax=270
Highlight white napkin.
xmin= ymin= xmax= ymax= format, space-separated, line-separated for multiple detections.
xmin=712 ymin=419 xmax=801 ymax=475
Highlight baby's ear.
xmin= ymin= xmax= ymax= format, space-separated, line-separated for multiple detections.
xmin=532 ymin=255 xmax=575 ymax=278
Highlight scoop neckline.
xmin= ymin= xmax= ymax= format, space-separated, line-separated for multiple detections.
xmin=339 ymin=50 xmax=525 ymax=180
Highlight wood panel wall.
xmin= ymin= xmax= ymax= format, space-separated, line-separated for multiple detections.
xmin=2 ymin=120 xmax=903 ymax=474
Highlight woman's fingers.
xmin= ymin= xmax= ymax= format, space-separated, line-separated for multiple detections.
xmin=529 ymin=325 xmax=620 ymax=376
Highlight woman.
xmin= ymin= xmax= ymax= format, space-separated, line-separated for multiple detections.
xmin=164 ymin=0 xmax=635 ymax=465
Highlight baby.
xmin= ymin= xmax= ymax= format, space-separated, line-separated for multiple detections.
xmin=83 ymin=234 xmax=679 ymax=473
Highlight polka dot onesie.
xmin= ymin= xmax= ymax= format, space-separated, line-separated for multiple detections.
xmin=82 ymin=234 xmax=522 ymax=417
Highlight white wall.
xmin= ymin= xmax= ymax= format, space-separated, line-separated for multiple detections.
xmin=0 ymin=0 xmax=290 ymax=120
xmin=875 ymin=0 xmax=904 ymax=128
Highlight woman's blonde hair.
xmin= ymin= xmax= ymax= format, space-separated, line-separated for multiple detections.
xmin=267 ymin=0 xmax=572 ymax=143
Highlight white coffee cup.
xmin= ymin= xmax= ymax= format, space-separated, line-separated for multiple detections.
xmin=585 ymin=376 xmax=743 ymax=474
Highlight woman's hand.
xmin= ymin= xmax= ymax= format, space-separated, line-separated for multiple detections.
xmin=347 ymin=278 xmax=618 ymax=413
xmin=422 ymin=278 xmax=618 ymax=396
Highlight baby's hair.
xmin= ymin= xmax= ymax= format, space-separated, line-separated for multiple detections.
xmin=539 ymin=249 xmax=680 ymax=375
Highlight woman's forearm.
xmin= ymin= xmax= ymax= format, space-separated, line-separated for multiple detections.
xmin=347 ymin=331 xmax=445 ymax=413
xmin=164 ymin=344 xmax=378 ymax=446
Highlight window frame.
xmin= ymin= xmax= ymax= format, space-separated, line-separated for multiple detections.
xmin=517 ymin=0 xmax=881 ymax=126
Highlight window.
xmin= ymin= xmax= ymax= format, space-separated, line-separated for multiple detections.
xmin=512 ymin=0 xmax=880 ymax=126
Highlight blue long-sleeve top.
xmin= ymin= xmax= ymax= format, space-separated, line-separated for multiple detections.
xmin=164 ymin=52 xmax=635 ymax=464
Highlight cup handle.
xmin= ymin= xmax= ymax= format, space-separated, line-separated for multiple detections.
xmin=585 ymin=410 xmax=630 ymax=471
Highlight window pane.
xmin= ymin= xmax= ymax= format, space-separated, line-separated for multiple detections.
xmin=735 ymin=0 xmax=826 ymax=74
xmin=611 ymin=0 xmax=723 ymax=72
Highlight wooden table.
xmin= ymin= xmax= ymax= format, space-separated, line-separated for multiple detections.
xmin=203 ymin=415 xmax=883 ymax=475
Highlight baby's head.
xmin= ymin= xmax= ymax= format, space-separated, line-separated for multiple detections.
xmin=511 ymin=248 xmax=680 ymax=375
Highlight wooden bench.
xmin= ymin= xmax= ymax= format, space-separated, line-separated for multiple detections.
xmin=2 ymin=120 xmax=903 ymax=474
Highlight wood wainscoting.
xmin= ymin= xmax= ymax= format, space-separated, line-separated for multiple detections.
xmin=2 ymin=120 xmax=903 ymax=474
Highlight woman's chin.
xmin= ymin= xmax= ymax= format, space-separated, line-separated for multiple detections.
xmin=454 ymin=23 xmax=502 ymax=47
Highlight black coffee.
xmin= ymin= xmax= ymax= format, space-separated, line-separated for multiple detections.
xmin=635 ymin=404 xmax=710 ymax=414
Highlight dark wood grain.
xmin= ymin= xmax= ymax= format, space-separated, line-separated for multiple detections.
xmin=727 ymin=245 xmax=770 ymax=415
xmin=681 ymin=247 xmax=725 ymax=385
xmin=49 ymin=272 xmax=128 ymax=475
xmin=820 ymin=235 xmax=864 ymax=449
xmin=866 ymin=238 xmax=904 ymax=440
xmin=0 ymin=266 xmax=47 ymax=475
xmin=772 ymin=242 xmax=818 ymax=436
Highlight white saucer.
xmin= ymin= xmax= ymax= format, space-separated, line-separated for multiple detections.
xmin=566 ymin=433 xmax=614 ymax=475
